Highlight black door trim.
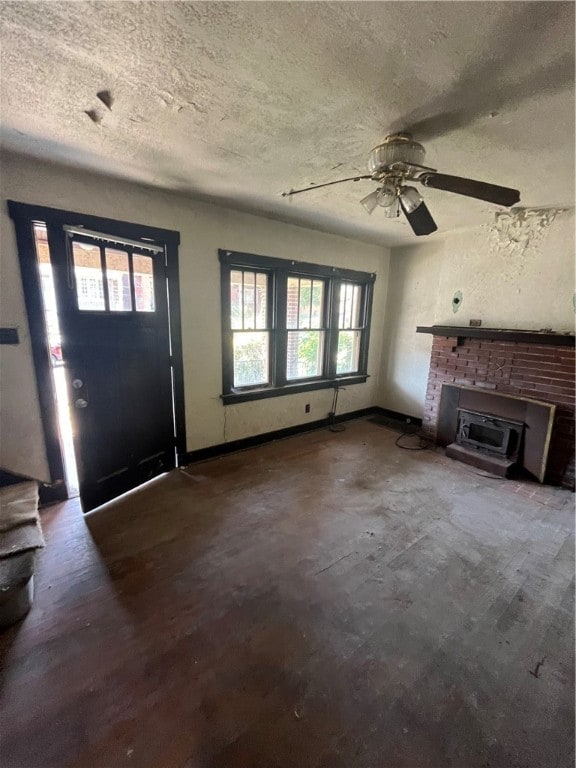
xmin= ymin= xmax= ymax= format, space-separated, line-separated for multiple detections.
xmin=8 ymin=200 xmax=187 ymax=490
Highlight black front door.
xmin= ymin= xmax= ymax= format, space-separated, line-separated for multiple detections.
xmin=49 ymin=228 xmax=176 ymax=512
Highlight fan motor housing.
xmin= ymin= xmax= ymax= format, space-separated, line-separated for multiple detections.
xmin=368 ymin=134 xmax=426 ymax=176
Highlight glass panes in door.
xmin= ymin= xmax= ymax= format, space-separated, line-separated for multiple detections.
xmin=105 ymin=248 xmax=132 ymax=311
xmin=72 ymin=241 xmax=106 ymax=311
xmin=133 ymin=254 xmax=155 ymax=312
xmin=71 ymin=240 xmax=157 ymax=314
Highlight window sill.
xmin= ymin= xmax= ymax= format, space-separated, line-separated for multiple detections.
xmin=221 ymin=375 xmax=368 ymax=404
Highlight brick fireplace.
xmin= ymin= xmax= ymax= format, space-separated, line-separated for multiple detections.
xmin=417 ymin=326 xmax=575 ymax=488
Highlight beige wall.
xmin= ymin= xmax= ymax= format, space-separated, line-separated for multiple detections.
xmin=0 ymin=152 xmax=389 ymax=482
xmin=378 ymin=213 xmax=576 ymax=417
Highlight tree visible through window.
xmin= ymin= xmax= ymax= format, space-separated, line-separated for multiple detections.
xmin=286 ymin=277 xmax=325 ymax=380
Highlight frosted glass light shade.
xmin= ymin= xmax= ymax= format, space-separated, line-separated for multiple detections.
xmin=382 ymin=198 xmax=401 ymax=218
xmin=376 ymin=185 xmax=397 ymax=208
xmin=360 ymin=190 xmax=379 ymax=215
xmin=399 ymin=186 xmax=423 ymax=214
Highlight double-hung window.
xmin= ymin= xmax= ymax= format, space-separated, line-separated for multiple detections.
xmin=220 ymin=250 xmax=375 ymax=403
xmin=229 ymin=268 xmax=271 ymax=388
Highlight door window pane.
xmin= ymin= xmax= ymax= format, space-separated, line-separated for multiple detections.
xmin=105 ymin=248 xmax=132 ymax=311
xmin=72 ymin=241 xmax=105 ymax=311
xmin=287 ymin=331 xmax=324 ymax=380
xmin=336 ymin=330 xmax=361 ymax=374
xmin=133 ymin=254 xmax=155 ymax=312
xmin=233 ymin=331 xmax=269 ymax=388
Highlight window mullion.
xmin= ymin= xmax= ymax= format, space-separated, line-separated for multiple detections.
xmin=274 ymin=270 xmax=288 ymax=387
xmin=127 ymin=249 xmax=136 ymax=313
xmin=326 ymin=277 xmax=340 ymax=380
xmin=99 ymin=244 xmax=110 ymax=311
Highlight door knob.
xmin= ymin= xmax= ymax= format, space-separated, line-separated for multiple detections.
xmin=75 ymin=398 xmax=88 ymax=409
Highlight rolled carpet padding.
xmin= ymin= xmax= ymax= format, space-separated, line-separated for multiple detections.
xmin=0 ymin=481 xmax=44 ymax=558
xmin=0 ymin=481 xmax=43 ymax=627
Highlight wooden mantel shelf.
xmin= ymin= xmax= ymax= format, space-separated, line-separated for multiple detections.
xmin=416 ymin=325 xmax=575 ymax=347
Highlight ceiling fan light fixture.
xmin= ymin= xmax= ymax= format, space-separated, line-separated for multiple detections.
xmin=360 ymin=190 xmax=380 ymax=215
xmin=399 ymin=186 xmax=423 ymax=214
xmin=382 ymin=197 xmax=401 ymax=218
xmin=376 ymin=184 xmax=397 ymax=208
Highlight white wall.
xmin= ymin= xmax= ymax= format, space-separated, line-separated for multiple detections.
xmin=379 ymin=213 xmax=575 ymax=417
xmin=0 ymin=152 xmax=389 ymax=482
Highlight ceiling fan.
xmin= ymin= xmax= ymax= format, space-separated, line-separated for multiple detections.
xmin=281 ymin=133 xmax=521 ymax=236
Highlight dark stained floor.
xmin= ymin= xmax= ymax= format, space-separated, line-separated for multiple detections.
xmin=1 ymin=419 xmax=574 ymax=768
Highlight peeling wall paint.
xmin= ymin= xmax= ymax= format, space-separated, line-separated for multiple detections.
xmin=486 ymin=206 xmax=571 ymax=258
xmin=378 ymin=211 xmax=575 ymax=417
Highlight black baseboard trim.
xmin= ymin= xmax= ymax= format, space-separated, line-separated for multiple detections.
xmin=182 ymin=407 xmax=377 ymax=465
xmin=182 ymin=406 xmax=423 ymax=465
xmin=371 ymin=406 xmax=423 ymax=427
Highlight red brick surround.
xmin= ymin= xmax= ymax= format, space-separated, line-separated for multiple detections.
xmin=422 ymin=336 xmax=575 ymax=488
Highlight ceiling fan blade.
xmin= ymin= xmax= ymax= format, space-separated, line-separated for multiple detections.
xmin=419 ymin=172 xmax=520 ymax=207
xmin=400 ymin=199 xmax=438 ymax=236
xmin=281 ymin=175 xmax=372 ymax=197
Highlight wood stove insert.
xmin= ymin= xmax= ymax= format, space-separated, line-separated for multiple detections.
xmin=447 ymin=407 xmax=525 ymax=477
xmin=438 ymin=385 xmax=555 ymax=481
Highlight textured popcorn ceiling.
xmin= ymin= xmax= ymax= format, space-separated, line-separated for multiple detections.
xmin=1 ymin=1 xmax=574 ymax=245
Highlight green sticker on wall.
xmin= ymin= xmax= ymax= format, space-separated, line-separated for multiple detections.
xmin=452 ymin=290 xmax=463 ymax=313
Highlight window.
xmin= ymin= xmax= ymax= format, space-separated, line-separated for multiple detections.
xmin=337 ymin=282 xmax=363 ymax=375
xmin=220 ymin=250 xmax=375 ymax=403
xmin=286 ymin=277 xmax=326 ymax=380
xmin=71 ymin=237 xmax=157 ymax=313
xmin=230 ymin=269 xmax=270 ymax=387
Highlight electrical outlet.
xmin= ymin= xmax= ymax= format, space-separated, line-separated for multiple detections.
xmin=305 ymin=404 xmax=310 ymax=413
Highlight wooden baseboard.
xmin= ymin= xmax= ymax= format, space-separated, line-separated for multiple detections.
xmin=371 ymin=406 xmax=423 ymax=427
xmin=181 ymin=406 xmax=423 ymax=465
xmin=182 ymin=407 xmax=378 ymax=465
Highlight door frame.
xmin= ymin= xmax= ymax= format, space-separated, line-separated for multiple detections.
xmin=8 ymin=200 xmax=187 ymax=501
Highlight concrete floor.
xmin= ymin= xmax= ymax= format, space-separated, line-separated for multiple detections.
xmin=1 ymin=419 xmax=574 ymax=768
